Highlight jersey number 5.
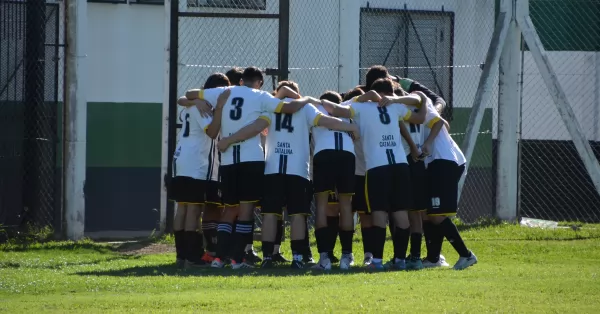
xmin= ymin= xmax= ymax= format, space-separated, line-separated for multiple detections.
xmin=182 ymin=113 xmax=190 ymax=137
xmin=275 ymin=113 xmax=294 ymax=133
xmin=378 ymin=107 xmax=391 ymax=125
xmin=230 ymin=97 xmax=244 ymax=121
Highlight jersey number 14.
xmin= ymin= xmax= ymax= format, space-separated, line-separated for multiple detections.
xmin=275 ymin=113 xmax=294 ymax=133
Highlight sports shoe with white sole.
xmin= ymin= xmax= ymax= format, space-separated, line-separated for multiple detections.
xmin=231 ymin=261 xmax=254 ymax=270
xmin=453 ymin=252 xmax=478 ymax=270
xmin=422 ymin=254 xmax=450 ymax=268
xmin=210 ymin=258 xmax=225 ymax=269
xmin=311 ymin=258 xmax=332 ymax=270
xmin=363 ymin=254 xmax=373 ymax=266
xmin=339 ymin=253 xmax=355 ymax=270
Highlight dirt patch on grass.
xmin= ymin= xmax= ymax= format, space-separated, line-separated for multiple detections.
xmin=115 ymin=242 xmax=174 ymax=255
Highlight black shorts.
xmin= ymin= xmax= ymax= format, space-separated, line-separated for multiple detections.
xmin=205 ymin=180 xmax=222 ymax=206
xmin=313 ymin=149 xmax=355 ymax=194
xmin=219 ymin=161 xmax=264 ymax=206
xmin=427 ymin=159 xmax=465 ymax=216
xmin=353 ymin=175 xmax=368 ymax=214
xmin=169 ymin=176 xmax=206 ymax=204
xmin=365 ymin=164 xmax=411 ymax=213
xmin=408 ymin=155 xmax=428 ymax=211
xmin=262 ymin=174 xmax=311 ymax=216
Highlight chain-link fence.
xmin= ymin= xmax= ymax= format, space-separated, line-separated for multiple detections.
xmin=0 ymin=0 xmax=65 ymax=239
xmin=170 ymin=0 xmax=498 ymax=227
xmin=519 ymin=0 xmax=600 ymax=222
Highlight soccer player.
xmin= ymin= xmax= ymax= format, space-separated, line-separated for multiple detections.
xmin=310 ymin=90 xmax=357 ymax=270
xmin=224 ymin=84 xmax=359 ymax=269
xmin=322 ymin=78 xmax=427 ymax=270
xmin=341 ymin=87 xmax=373 ymax=266
xmin=185 ymin=67 xmax=320 ymax=269
xmin=170 ymin=74 xmax=231 ymax=268
xmin=420 ymin=98 xmax=478 ymax=270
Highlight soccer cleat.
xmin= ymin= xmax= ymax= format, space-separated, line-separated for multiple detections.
xmin=328 ymin=252 xmax=340 ymax=264
xmin=201 ymin=252 xmax=215 ymax=263
xmin=453 ymin=252 xmax=478 ymax=270
xmin=175 ymin=258 xmax=186 ymax=269
xmin=439 ymin=254 xmax=450 ymax=267
xmin=311 ymin=258 xmax=332 ymax=270
xmin=244 ymin=250 xmax=262 ymax=265
xmin=303 ymin=256 xmax=316 ymax=266
xmin=406 ymin=257 xmax=424 ymax=270
xmin=339 ymin=253 xmax=355 ymax=270
xmin=383 ymin=258 xmax=406 ymax=271
xmin=272 ymin=253 xmax=291 ymax=264
xmin=210 ymin=258 xmax=225 ymax=269
xmin=366 ymin=261 xmax=384 ymax=271
xmin=231 ymin=260 xmax=254 ymax=270
xmin=291 ymin=260 xmax=305 ymax=269
xmin=363 ymin=254 xmax=373 ymax=266
xmin=260 ymin=259 xmax=274 ymax=269
xmin=184 ymin=259 xmax=209 ymax=269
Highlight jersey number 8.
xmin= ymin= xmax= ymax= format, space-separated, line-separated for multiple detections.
xmin=378 ymin=107 xmax=391 ymax=125
xmin=275 ymin=113 xmax=294 ymax=133
xmin=230 ymin=97 xmax=244 ymax=121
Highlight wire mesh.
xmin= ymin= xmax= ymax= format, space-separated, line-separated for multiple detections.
xmin=0 ymin=0 xmax=64 ymax=238
xmin=519 ymin=0 xmax=600 ymax=222
xmin=172 ymin=0 xmax=502 ymax=226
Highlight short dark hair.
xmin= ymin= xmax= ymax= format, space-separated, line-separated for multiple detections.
xmin=394 ymin=86 xmax=408 ymax=96
xmin=365 ymin=65 xmax=389 ymax=89
xmin=242 ymin=66 xmax=264 ymax=84
xmin=343 ymin=87 xmax=365 ymax=101
xmin=371 ymin=78 xmax=394 ymax=95
xmin=319 ymin=91 xmax=342 ymax=104
xmin=203 ymin=72 xmax=230 ymax=89
xmin=225 ymin=67 xmax=243 ymax=86
xmin=276 ymin=80 xmax=300 ymax=94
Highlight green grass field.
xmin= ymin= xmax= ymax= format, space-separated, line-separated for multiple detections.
xmin=1 ymin=223 xmax=600 ymax=313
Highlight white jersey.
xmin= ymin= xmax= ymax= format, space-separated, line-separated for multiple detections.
xmin=311 ymin=104 xmax=355 ymax=156
xmin=199 ymin=86 xmax=285 ymax=166
xmin=401 ymin=98 xmax=442 ymax=156
xmin=423 ymin=122 xmax=466 ymax=166
xmin=264 ymin=101 xmax=322 ymax=179
xmin=349 ymin=110 xmax=366 ymax=176
xmin=173 ymin=106 xmax=216 ymax=180
xmin=348 ymin=101 xmax=413 ymax=171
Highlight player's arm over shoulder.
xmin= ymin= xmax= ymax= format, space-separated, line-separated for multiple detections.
xmin=398 ymin=102 xmax=428 ymax=124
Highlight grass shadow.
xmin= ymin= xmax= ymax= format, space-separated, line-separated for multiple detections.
xmin=0 ymin=255 xmax=143 ymax=270
xmin=75 ymin=264 xmax=389 ymax=278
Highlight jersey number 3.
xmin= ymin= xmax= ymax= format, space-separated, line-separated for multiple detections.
xmin=275 ymin=113 xmax=294 ymax=133
xmin=378 ymin=107 xmax=391 ymax=125
xmin=230 ymin=97 xmax=244 ymax=121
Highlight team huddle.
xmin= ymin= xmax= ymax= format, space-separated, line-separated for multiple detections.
xmin=169 ymin=65 xmax=478 ymax=271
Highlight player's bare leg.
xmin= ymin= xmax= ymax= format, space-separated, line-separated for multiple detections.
xmin=260 ymin=213 xmax=278 ymax=268
xmin=325 ymin=201 xmax=340 ymax=263
xmin=212 ymin=205 xmax=239 ymax=268
xmin=312 ymin=192 xmax=332 ymax=270
xmin=359 ymin=213 xmax=374 ymax=265
xmin=230 ymin=202 xmax=256 ymax=268
xmin=428 ymin=215 xmax=477 ymax=270
xmin=201 ymin=203 xmax=220 ymax=262
xmin=367 ymin=211 xmax=388 ymax=270
xmin=406 ymin=211 xmax=424 ymax=270
xmin=173 ymin=203 xmax=187 ymax=268
xmin=184 ymin=204 xmax=205 ymax=268
xmin=338 ymin=194 xmax=355 ymax=269
xmin=421 ymin=212 xmax=449 ymax=267
xmin=384 ymin=211 xmax=411 ymax=270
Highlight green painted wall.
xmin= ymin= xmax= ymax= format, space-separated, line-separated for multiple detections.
xmin=495 ymin=0 xmax=600 ymax=51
